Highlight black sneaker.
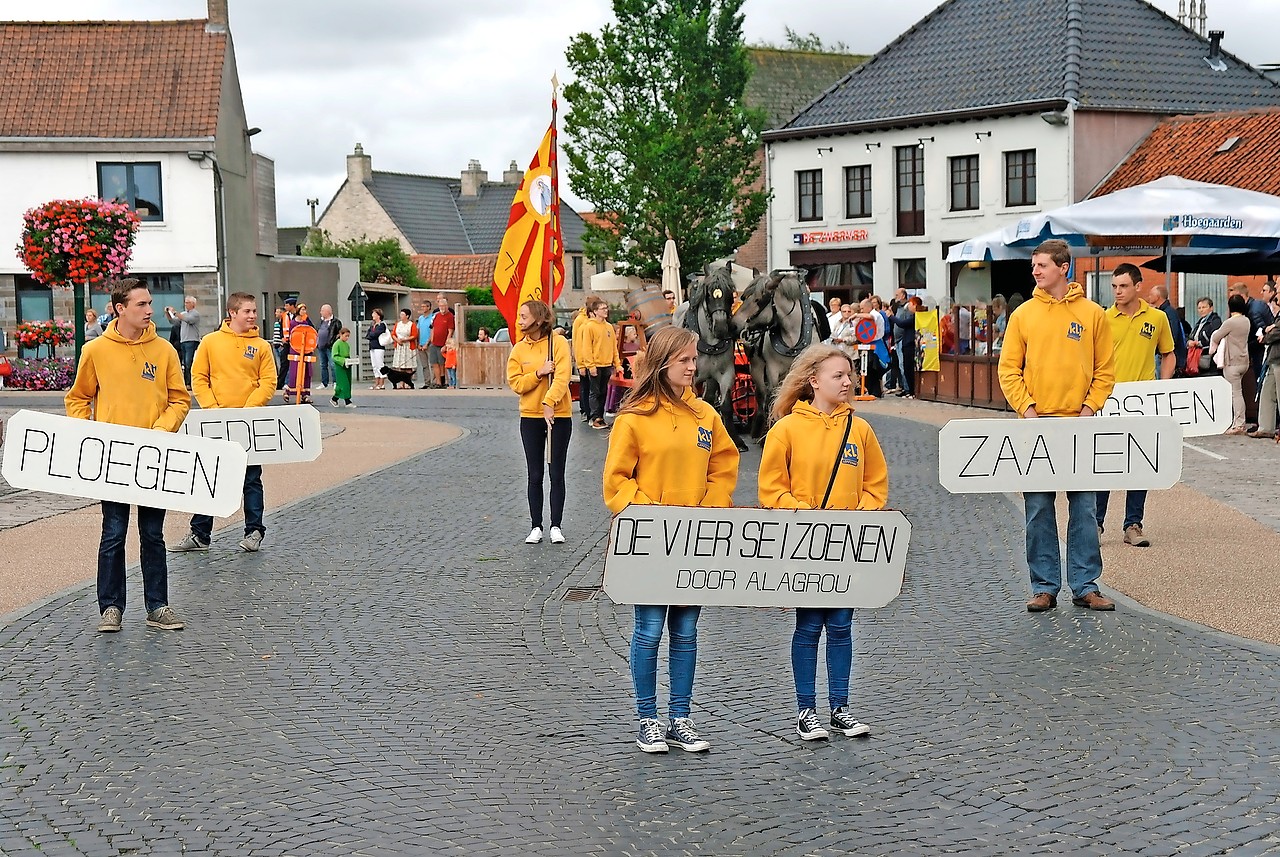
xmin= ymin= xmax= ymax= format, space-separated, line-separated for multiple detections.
xmin=797 ymin=708 xmax=829 ymax=741
xmin=666 ymin=717 xmax=710 ymax=752
xmin=636 ymin=718 xmax=668 ymax=753
xmin=830 ymin=707 xmax=870 ymax=737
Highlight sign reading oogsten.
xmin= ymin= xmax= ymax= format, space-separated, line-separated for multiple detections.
xmin=178 ymin=404 xmax=323 ymax=464
xmin=603 ymin=505 xmax=911 ymax=609
xmin=1096 ymin=376 xmax=1231 ymax=437
xmin=0 ymin=409 xmax=248 ymax=518
xmin=938 ymin=415 xmax=1183 ymax=494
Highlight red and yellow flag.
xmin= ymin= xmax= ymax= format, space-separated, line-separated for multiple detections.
xmin=491 ymin=111 xmax=564 ymax=339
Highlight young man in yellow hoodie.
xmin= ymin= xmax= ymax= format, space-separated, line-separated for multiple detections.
xmin=65 ymin=279 xmax=191 ymax=633
xmin=171 ymin=292 xmax=278 ymax=553
xmin=998 ymin=239 xmax=1117 ymax=613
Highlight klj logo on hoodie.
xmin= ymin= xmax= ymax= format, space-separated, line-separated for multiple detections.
xmin=696 ymin=426 xmax=712 ymax=451
xmin=1067 ymin=322 xmax=1084 ymax=342
xmin=841 ymin=442 xmax=859 ymax=466
xmin=141 ymin=361 xmax=158 ymax=381
xmin=244 ymin=345 xmax=258 ymax=360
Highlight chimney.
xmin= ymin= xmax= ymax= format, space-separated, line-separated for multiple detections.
xmin=460 ymin=159 xmax=488 ymax=197
xmin=347 ymin=143 xmax=372 ymax=184
xmin=1208 ymin=29 xmax=1224 ymax=59
xmin=503 ymin=160 xmax=523 ymax=184
xmin=206 ymin=0 xmax=228 ymax=33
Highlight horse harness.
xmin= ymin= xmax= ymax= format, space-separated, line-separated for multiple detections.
xmin=683 ymin=280 xmax=734 ymax=357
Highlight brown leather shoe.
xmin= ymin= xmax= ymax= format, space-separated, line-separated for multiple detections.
xmin=1123 ymin=524 xmax=1150 ymax=547
xmin=1026 ymin=593 xmax=1057 ymax=612
xmin=1072 ymin=591 xmax=1115 ymax=611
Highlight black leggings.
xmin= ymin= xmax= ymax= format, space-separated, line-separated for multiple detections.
xmin=519 ymin=417 xmax=572 ymax=529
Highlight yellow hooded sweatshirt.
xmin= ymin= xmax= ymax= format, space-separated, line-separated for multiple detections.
xmin=758 ymin=401 xmax=888 ymax=511
xmin=603 ymin=388 xmax=739 ymax=513
xmin=997 ymin=283 xmax=1116 ymax=417
xmin=64 ymin=320 xmax=190 ymax=431
xmin=192 ymin=321 xmax=277 ymax=409
xmin=577 ymin=316 xmax=621 ymax=371
xmin=507 ymin=332 xmax=573 ymax=418
xmin=571 ymin=307 xmax=589 ymax=372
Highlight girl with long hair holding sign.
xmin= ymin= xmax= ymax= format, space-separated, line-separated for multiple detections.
xmin=604 ymin=326 xmax=739 ymax=754
xmin=507 ymin=300 xmax=573 ymax=545
xmin=759 ymin=343 xmax=888 ymax=742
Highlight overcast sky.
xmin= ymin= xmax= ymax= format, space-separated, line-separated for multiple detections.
xmin=10 ymin=0 xmax=1278 ymax=227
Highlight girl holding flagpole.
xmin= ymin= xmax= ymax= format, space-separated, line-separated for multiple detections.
xmin=603 ymin=326 xmax=739 ymax=754
xmin=758 ymin=343 xmax=888 ymax=742
xmin=507 ymin=299 xmax=573 ymax=546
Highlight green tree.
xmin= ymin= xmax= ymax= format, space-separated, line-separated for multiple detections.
xmin=754 ymin=27 xmax=852 ymax=53
xmin=303 ymin=231 xmax=426 ymax=288
xmin=564 ymin=0 xmax=769 ymax=279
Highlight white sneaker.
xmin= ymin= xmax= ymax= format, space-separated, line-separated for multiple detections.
xmin=549 ymin=526 xmax=565 ymax=544
xmin=525 ymin=527 xmax=543 ymax=544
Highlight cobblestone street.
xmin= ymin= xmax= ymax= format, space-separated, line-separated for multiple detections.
xmin=1 ymin=393 xmax=1277 ymax=856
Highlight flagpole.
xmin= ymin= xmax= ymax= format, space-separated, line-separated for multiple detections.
xmin=547 ymin=73 xmax=560 ymax=467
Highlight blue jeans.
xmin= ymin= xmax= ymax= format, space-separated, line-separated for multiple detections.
xmin=1095 ymin=490 xmax=1147 ymax=531
xmin=179 ymin=341 xmax=198 ymax=387
xmin=316 ymin=345 xmax=334 ymax=387
xmin=98 ymin=501 xmax=168 ymax=614
xmin=896 ymin=342 xmax=913 ymax=394
xmin=191 ymin=465 xmax=264 ymax=542
xmin=631 ymin=605 xmax=700 ymax=719
xmin=792 ymin=607 xmax=853 ymax=712
xmin=1024 ymin=491 xmax=1102 ymax=598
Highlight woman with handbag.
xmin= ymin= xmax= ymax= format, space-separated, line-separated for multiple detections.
xmin=367 ymin=308 xmax=389 ymax=391
xmin=603 ymin=326 xmax=739 ymax=754
xmin=1210 ymin=294 xmax=1252 ymax=434
xmin=758 ymin=343 xmax=888 ymax=742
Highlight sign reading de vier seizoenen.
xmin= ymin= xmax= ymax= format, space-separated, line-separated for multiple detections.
xmin=603 ymin=505 xmax=910 ymax=609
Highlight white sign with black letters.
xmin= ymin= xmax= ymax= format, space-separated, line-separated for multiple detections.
xmin=938 ymin=416 xmax=1183 ymax=494
xmin=1096 ymin=376 xmax=1232 ymax=437
xmin=603 ymin=505 xmax=911 ymax=608
xmin=0 ymin=409 xmax=247 ymax=517
xmin=179 ymin=404 xmax=322 ymax=464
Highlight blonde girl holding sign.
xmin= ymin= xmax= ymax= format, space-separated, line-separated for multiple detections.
xmin=759 ymin=343 xmax=888 ymax=742
xmin=603 ymin=326 xmax=739 ymax=754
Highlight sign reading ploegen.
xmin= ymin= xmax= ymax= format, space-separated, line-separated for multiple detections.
xmin=1 ymin=410 xmax=248 ymax=518
xmin=603 ymin=505 xmax=910 ymax=609
xmin=179 ymin=405 xmax=322 ymax=464
xmin=938 ymin=416 xmax=1182 ymax=494
xmin=1096 ymin=376 xmax=1231 ymax=438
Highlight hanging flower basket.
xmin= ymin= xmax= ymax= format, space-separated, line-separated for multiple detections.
xmin=14 ymin=320 xmax=74 ymax=358
xmin=16 ymin=198 xmax=140 ymax=289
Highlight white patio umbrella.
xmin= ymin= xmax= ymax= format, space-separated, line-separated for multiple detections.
xmin=661 ymin=239 xmax=682 ymax=303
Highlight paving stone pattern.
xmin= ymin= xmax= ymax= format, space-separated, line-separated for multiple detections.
xmin=0 ymin=393 xmax=1277 ymax=856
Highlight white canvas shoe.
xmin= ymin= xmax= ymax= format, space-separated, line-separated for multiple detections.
xmin=525 ymin=527 xmax=543 ymax=544
xmin=549 ymin=526 xmax=565 ymax=544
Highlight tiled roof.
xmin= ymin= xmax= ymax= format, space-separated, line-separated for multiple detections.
xmin=0 ymin=20 xmax=226 ymax=138
xmin=365 ymin=171 xmax=587 ymax=256
xmin=277 ymin=226 xmax=310 ymax=256
xmin=745 ymin=48 xmax=867 ymax=129
xmin=1095 ymin=108 xmax=1280 ymax=197
xmin=579 ymin=211 xmax=619 ymax=235
xmin=778 ymin=0 xmax=1280 ymax=134
xmin=411 ymin=254 xmax=500 ymax=289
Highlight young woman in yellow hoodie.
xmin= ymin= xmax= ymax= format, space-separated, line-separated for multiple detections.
xmin=758 ymin=343 xmax=888 ymax=742
xmin=603 ymin=326 xmax=739 ymax=754
xmin=507 ymin=300 xmax=573 ymax=546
